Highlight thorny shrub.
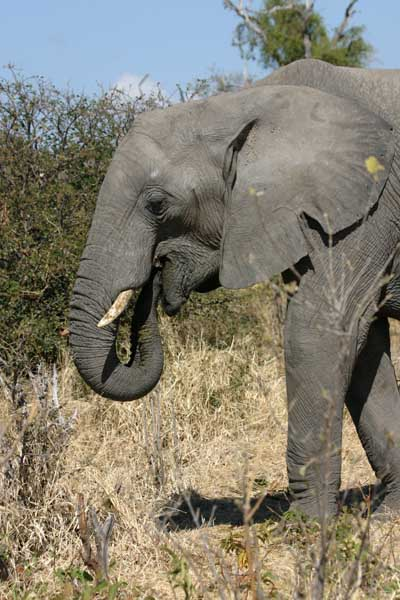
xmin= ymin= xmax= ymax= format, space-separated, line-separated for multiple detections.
xmin=0 ymin=67 xmax=251 ymax=377
xmin=0 ymin=67 xmax=169 ymax=373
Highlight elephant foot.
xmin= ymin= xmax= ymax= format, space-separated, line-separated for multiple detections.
xmin=289 ymin=497 xmax=338 ymax=521
xmin=372 ymin=483 xmax=400 ymax=520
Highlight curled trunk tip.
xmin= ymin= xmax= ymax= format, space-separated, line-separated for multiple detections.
xmin=70 ymin=270 xmax=163 ymax=401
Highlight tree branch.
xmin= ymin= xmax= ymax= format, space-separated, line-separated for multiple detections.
xmin=224 ymin=0 xmax=267 ymax=43
xmin=224 ymin=0 xmax=316 ymax=58
xmin=331 ymin=0 xmax=358 ymax=47
xmin=268 ymin=2 xmax=302 ymax=15
xmin=303 ymin=1 xmax=315 ymax=58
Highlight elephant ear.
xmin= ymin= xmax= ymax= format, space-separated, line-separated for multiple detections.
xmin=219 ymin=86 xmax=395 ymax=289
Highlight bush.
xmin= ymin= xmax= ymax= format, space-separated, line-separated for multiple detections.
xmin=0 ymin=67 xmax=277 ymax=378
xmin=0 ymin=68 xmax=168 ymax=373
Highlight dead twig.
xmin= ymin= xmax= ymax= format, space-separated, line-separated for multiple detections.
xmin=332 ymin=0 xmax=359 ymax=47
xmin=77 ymin=494 xmax=115 ymax=581
xmin=224 ymin=0 xmax=268 ymax=44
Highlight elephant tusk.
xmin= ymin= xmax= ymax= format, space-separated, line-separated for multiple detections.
xmin=97 ymin=290 xmax=134 ymax=328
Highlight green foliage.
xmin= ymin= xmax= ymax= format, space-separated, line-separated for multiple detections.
xmin=165 ymin=547 xmax=195 ymax=599
xmin=311 ymin=24 xmax=373 ymax=67
xmin=231 ymin=0 xmax=373 ymax=69
xmin=0 ymin=68 xmax=167 ymax=373
xmin=221 ymin=530 xmax=249 ymax=568
xmin=54 ymin=567 xmax=127 ymax=599
xmin=0 ymin=65 xmax=276 ymax=378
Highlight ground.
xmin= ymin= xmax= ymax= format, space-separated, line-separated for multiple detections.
xmin=1 ymin=285 xmax=400 ymax=598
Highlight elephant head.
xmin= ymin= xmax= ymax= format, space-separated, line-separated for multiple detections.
xmin=69 ymin=83 xmax=393 ymax=401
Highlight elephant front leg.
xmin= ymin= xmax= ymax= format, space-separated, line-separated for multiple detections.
xmin=346 ymin=317 xmax=400 ymax=516
xmin=284 ymin=270 xmax=361 ymax=519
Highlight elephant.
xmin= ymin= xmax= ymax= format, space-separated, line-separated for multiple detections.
xmin=70 ymin=58 xmax=400 ymax=519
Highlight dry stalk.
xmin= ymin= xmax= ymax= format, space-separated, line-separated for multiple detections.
xmin=242 ymin=466 xmax=266 ymax=600
xmin=77 ymin=494 xmax=115 ymax=582
xmin=141 ymin=388 xmax=166 ymax=490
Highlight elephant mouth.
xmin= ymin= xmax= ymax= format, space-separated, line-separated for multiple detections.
xmin=160 ymin=269 xmax=220 ymax=316
xmin=97 ymin=269 xmax=186 ymax=328
xmin=98 ymin=262 xmax=220 ymax=328
xmin=194 ymin=272 xmax=220 ymax=293
xmin=161 ymin=293 xmax=187 ymax=316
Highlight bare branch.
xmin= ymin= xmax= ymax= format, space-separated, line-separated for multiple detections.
xmin=332 ymin=0 xmax=358 ymax=47
xmin=176 ymin=84 xmax=187 ymax=103
xmin=77 ymin=494 xmax=115 ymax=581
xmin=78 ymin=494 xmax=93 ymax=568
xmin=90 ymin=508 xmax=115 ymax=580
xmin=224 ymin=0 xmax=267 ymax=43
xmin=138 ymin=74 xmax=149 ymax=98
xmin=303 ymin=1 xmax=315 ymax=59
xmin=225 ymin=0 xmax=316 ymax=59
xmin=267 ymin=2 xmax=301 ymax=15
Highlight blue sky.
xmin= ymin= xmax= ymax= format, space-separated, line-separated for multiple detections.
xmin=1 ymin=1 xmax=399 ymax=97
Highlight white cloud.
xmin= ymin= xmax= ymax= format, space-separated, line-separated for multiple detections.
xmin=113 ymin=72 xmax=162 ymax=98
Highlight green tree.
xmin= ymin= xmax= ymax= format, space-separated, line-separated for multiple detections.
xmin=224 ymin=0 xmax=373 ymax=69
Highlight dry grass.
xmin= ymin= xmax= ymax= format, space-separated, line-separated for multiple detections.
xmin=1 ymin=286 xmax=400 ymax=598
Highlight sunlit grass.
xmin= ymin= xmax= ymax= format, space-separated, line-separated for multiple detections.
xmin=1 ymin=289 xmax=400 ymax=598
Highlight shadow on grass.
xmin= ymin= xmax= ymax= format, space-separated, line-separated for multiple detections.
xmin=159 ymin=483 xmax=386 ymax=531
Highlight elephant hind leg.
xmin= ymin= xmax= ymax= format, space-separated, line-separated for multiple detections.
xmin=346 ymin=317 xmax=400 ymax=514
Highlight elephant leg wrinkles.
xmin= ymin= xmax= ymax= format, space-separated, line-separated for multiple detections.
xmin=285 ymin=268 xmax=364 ymax=518
xmin=284 ymin=198 xmax=400 ymax=518
xmin=346 ymin=317 xmax=400 ymax=515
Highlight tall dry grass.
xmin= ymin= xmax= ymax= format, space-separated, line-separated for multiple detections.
xmin=1 ymin=285 xmax=400 ymax=598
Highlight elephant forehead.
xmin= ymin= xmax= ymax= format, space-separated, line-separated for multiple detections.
xmin=133 ymin=101 xmax=222 ymax=146
xmin=125 ymin=127 xmax=202 ymax=167
xmin=168 ymin=150 xmax=223 ymax=190
xmin=121 ymin=130 xmax=166 ymax=163
xmin=127 ymin=121 xmax=217 ymax=172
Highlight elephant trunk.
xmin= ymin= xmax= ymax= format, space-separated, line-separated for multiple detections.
xmin=69 ymin=258 xmax=163 ymax=401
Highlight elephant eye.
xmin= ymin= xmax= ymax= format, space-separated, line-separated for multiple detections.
xmin=146 ymin=195 xmax=166 ymax=216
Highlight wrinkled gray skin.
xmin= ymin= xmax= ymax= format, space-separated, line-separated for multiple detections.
xmin=70 ymin=59 xmax=400 ymax=519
